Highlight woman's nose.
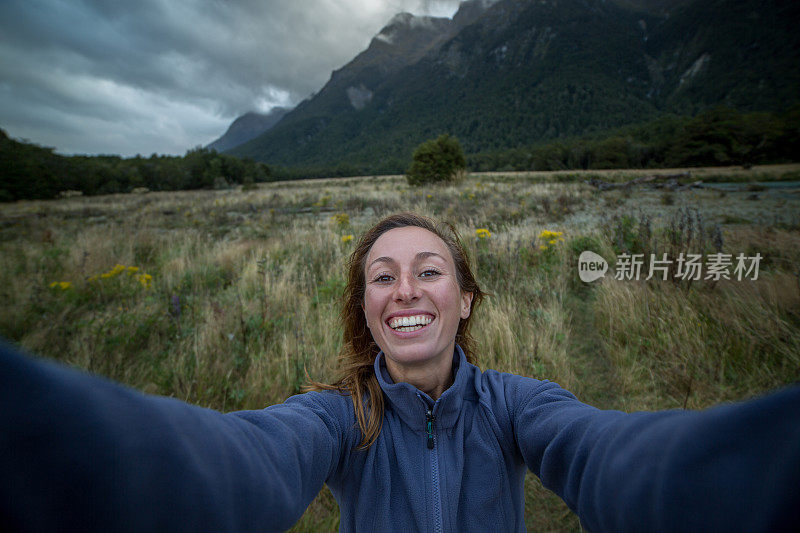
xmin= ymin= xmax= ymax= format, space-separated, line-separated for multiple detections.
xmin=393 ymin=272 xmax=420 ymax=301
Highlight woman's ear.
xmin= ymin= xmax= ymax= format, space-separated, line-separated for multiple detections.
xmin=460 ymin=292 xmax=473 ymax=320
xmin=362 ymin=301 xmax=371 ymax=330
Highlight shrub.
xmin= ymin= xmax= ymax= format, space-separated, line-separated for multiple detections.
xmin=406 ymin=134 xmax=466 ymax=186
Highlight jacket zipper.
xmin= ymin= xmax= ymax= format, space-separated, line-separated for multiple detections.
xmin=424 ymin=404 xmax=444 ymax=533
xmin=426 ymin=409 xmax=435 ymax=449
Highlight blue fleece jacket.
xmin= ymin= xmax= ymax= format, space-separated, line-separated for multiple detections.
xmin=1 ymin=340 xmax=798 ymax=532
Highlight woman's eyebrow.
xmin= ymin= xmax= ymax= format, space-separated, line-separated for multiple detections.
xmin=416 ymin=251 xmax=446 ymax=262
xmin=367 ymin=251 xmax=446 ymax=270
xmin=368 ymin=256 xmax=395 ymax=269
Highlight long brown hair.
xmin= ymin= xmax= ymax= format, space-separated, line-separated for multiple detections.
xmin=307 ymin=213 xmax=485 ymax=450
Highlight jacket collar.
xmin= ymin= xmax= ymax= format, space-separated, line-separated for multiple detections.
xmin=373 ymin=345 xmax=471 ymax=430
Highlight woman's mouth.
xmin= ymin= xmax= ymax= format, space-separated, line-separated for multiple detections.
xmin=387 ymin=314 xmax=434 ymax=333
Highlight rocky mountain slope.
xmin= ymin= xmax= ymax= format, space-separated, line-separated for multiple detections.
xmin=229 ymin=0 xmax=800 ymax=173
xmin=206 ymin=108 xmax=290 ymax=153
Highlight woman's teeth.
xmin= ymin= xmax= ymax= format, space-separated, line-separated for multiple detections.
xmin=388 ymin=315 xmax=433 ymax=332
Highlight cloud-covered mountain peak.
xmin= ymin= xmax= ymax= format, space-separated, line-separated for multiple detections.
xmin=386 ymin=12 xmax=440 ymax=29
xmin=374 ymin=0 xmax=498 ymax=46
xmin=373 ymin=12 xmax=451 ymax=46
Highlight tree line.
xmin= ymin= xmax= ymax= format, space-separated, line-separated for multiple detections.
xmin=2 ymin=105 xmax=798 ymax=201
xmin=0 ymin=134 xmax=271 ymax=202
xmin=467 ymin=106 xmax=800 ymax=172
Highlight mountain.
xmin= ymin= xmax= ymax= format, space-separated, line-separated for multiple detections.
xmin=267 ymin=1 xmax=493 ymax=129
xmin=207 ymin=108 xmax=290 ymax=152
xmin=281 ymin=12 xmax=454 ymax=124
xmin=210 ymin=2 xmax=489 ymax=157
xmin=229 ymin=0 xmax=800 ymax=174
xmin=640 ymin=0 xmax=800 ymax=112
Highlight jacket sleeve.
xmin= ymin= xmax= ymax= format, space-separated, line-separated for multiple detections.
xmin=505 ymin=375 xmax=800 ymax=532
xmin=0 ymin=340 xmax=349 ymax=532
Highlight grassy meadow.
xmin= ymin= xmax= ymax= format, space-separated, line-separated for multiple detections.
xmin=2 ymin=164 xmax=800 ymax=531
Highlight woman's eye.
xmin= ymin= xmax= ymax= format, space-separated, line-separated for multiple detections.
xmin=374 ymin=274 xmax=393 ymax=283
xmin=420 ymin=269 xmax=441 ymax=278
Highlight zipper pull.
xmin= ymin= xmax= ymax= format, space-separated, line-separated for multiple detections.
xmin=426 ymin=409 xmax=435 ymax=449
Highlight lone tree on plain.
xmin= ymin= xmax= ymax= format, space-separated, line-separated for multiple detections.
xmin=406 ymin=134 xmax=466 ymax=186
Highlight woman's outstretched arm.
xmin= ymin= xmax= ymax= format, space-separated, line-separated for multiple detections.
xmin=0 ymin=340 xmax=348 ymax=532
xmin=505 ymin=376 xmax=800 ymax=532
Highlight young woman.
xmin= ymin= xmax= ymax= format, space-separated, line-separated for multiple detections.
xmin=1 ymin=213 xmax=798 ymax=532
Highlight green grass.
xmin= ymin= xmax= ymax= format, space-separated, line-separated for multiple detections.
xmin=1 ymin=165 xmax=799 ymax=531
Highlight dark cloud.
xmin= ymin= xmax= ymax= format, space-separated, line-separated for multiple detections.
xmin=0 ymin=0 xmax=461 ymax=156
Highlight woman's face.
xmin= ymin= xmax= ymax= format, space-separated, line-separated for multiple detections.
xmin=363 ymin=226 xmax=473 ymax=370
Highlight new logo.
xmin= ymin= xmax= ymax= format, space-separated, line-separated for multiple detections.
xmin=578 ymin=251 xmax=608 ymax=283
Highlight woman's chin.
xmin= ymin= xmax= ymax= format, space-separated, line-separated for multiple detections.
xmin=382 ymin=342 xmax=452 ymax=369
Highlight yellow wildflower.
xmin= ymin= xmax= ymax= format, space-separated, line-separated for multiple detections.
xmin=341 ymin=234 xmax=354 ymax=243
xmin=538 ymin=229 xmax=564 ymax=251
xmin=126 ymin=266 xmax=139 ymax=274
xmin=136 ymin=273 xmax=153 ymax=289
xmin=331 ymin=212 xmax=350 ymax=227
xmin=476 ymin=228 xmax=491 ymax=239
xmin=538 ymin=230 xmax=564 ymax=242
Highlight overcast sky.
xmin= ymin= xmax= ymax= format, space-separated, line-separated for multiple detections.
xmin=0 ymin=0 xmax=461 ymax=157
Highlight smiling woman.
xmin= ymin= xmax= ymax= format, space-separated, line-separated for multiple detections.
xmin=364 ymin=227 xmax=471 ymax=389
xmin=1 ymin=213 xmax=799 ymax=532
xmin=308 ymin=213 xmax=485 ymax=450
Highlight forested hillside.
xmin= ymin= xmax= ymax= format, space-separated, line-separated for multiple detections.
xmin=468 ymin=106 xmax=800 ymax=172
xmin=267 ymin=106 xmax=800 ymax=180
xmin=231 ymin=0 xmax=800 ymax=175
